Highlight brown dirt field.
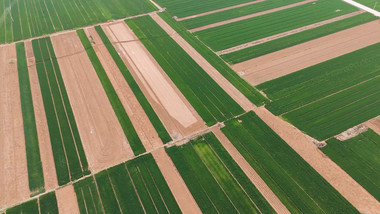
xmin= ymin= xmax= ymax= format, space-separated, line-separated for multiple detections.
xmin=50 ymin=32 xmax=133 ymax=173
xmin=189 ymin=0 xmax=316 ymax=32
xmin=56 ymin=185 xmax=80 ymax=214
xmin=102 ymin=22 xmax=206 ymax=140
xmin=364 ymin=117 xmax=380 ymax=135
xmin=24 ymin=41 xmax=58 ymax=191
xmin=217 ymin=10 xmax=365 ymax=55
xmin=151 ymin=14 xmax=255 ymax=112
xmin=176 ymin=0 xmax=266 ymax=21
xmin=0 ymin=44 xmax=30 ymax=208
xmin=253 ymin=106 xmax=380 ymax=213
xmin=152 ymin=148 xmax=201 ymax=214
xmin=233 ymin=20 xmax=380 ymax=85
xmin=212 ymin=129 xmax=290 ymax=214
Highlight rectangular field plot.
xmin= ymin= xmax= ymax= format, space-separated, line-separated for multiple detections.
xmin=321 ymin=129 xmax=380 ymax=201
xmin=195 ymin=0 xmax=358 ymax=51
xmin=6 ymin=192 xmax=58 ymax=214
xmin=0 ymin=0 xmax=157 ymax=44
xmin=126 ymin=16 xmax=244 ymax=126
xmin=32 ymin=37 xmax=89 ymax=186
xmin=74 ymin=154 xmax=181 ymax=214
xmin=221 ymin=111 xmax=359 ymax=213
xmin=166 ymin=133 xmax=274 ymax=213
xmin=259 ymin=42 xmax=380 ymax=140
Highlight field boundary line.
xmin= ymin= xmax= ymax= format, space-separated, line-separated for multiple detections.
xmin=344 ymin=0 xmax=380 ymax=16
xmin=189 ymin=0 xmax=316 ymax=32
xmin=125 ymin=165 xmax=147 ymax=214
xmin=22 ymin=0 xmax=33 ymax=37
xmin=48 ymin=0 xmax=64 ymax=30
xmin=42 ymin=0 xmax=56 ymax=31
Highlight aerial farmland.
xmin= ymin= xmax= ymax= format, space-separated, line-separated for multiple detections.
xmin=1 ymin=0 xmax=379 ymax=213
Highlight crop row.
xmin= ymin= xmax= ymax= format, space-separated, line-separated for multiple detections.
xmin=222 ymin=13 xmax=378 ymax=64
xmin=321 ymin=129 xmax=380 ymax=201
xmin=126 ymin=16 xmax=244 ymax=126
xmin=0 ymin=0 xmax=157 ymax=44
xmin=195 ymin=0 xmax=358 ymax=51
xmin=32 ymin=37 xmax=89 ymax=185
xmin=221 ymin=111 xmax=359 ymax=213
xmin=6 ymin=191 xmax=58 ymax=214
xmin=167 ymin=132 xmax=274 ymax=213
xmin=74 ymin=154 xmax=181 ymax=214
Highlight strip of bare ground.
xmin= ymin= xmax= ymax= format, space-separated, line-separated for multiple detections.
xmin=150 ymin=13 xmax=255 ymax=112
xmin=189 ymin=0 xmax=316 ymax=32
xmin=217 ymin=10 xmax=365 ymax=55
xmin=233 ymin=20 xmax=380 ymax=85
xmin=364 ymin=117 xmax=380 ymax=135
xmin=56 ymin=184 xmax=80 ymax=214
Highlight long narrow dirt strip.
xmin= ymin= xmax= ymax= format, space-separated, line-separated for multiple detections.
xmin=252 ymin=106 xmax=380 ymax=213
xmin=189 ymin=0 xmax=316 ymax=32
xmin=51 ymin=32 xmax=133 ymax=173
xmin=24 ymin=41 xmax=58 ymax=191
xmin=56 ymin=184 xmax=80 ymax=214
xmin=217 ymin=10 xmax=365 ymax=55
xmin=151 ymin=13 xmax=255 ymax=112
xmin=212 ymin=129 xmax=290 ymax=214
xmin=233 ymin=20 xmax=380 ymax=85
xmin=176 ymin=0 xmax=266 ymax=21
xmin=364 ymin=117 xmax=380 ymax=135
xmin=0 ymin=44 xmax=30 ymax=208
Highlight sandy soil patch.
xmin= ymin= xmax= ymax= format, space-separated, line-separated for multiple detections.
xmin=24 ymin=41 xmax=58 ymax=191
xmin=364 ymin=116 xmax=380 ymax=135
xmin=213 ymin=129 xmax=290 ymax=214
xmin=51 ymin=32 xmax=133 ymax=173
xmin=233 ymin=20 xmax=380 ymax=85
xmin=152 ymin=148 xmax=201 ymax=214
xmin=189 ymin=0 xmax=316 ymax=32
xmin=102 ymin=22 xmax=205 ymax=140
xmin=335 ymin=124 xmax=368 ymax=141
xmin=253 ymin=106 xmax=380 ymax=213
xmin=56 ymin=184 xmax=80 ymax=214
xmin=151 ymin=14 xmax=255 ymax=112
xmin=176 ymin=0 xmax=266 ymax=21
xmin=217 ymin=10 xmax=365 ymax=55
xmin=0 ymin=44 xmax=30 ymax=208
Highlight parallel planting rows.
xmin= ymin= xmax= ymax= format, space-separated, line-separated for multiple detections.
xmin=259 ymin=42 xmax=380 ymax=140
xmin=74 ymin=154 xmax=181 ymax=214
xmin=5 ymin=192 xmax=58 ymax=214
xmin=355 ymin=0 xmax=380 ymax=11
xmin=321 ymin=129 xmax=380 ymax=201
xmin=0 ymin=0 xmax=156 ymax=44
xmin=167 ymin=133 xmax=274 ymax=213
xmin=221 ymin=111 xmax=359 ymax=213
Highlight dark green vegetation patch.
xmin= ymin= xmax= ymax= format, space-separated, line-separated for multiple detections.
xmin=6 ymin=191 xmax=58 ymax=214
xmin=221 ymin=111 xmax=359 ymax=213
xmin=355 ymin=0 xmax=380 ymax=11
xmin=167 ymin=132 xmax=274 ymax=213
xmin=321 ymin=129 xmax=380 ymax=201
xmin=32 ymin=37 xmax=89 ymax=186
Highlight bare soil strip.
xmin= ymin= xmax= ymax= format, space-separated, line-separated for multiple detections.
xmin=0 ymin=44 xmax=30 ymax=208
xmin=212 ymin=129 xmax=290 ymax=214
xmin=152 ymin=148 xmax=201 ymax=214
xmin=51 ymin=32 xmax=133 ymax=173
xmin=56 ymin=184 xmax=80 ymax=214
xmin=176 ymin=0 xmax=266 ymax=21
xmin=25 ymin=41 xmax=58 ymax=191
xmin=252 ymin=106 xmax=380 ymax=213
xmin=189 ymin=0 xmax=316 ymax=32
xmin=233 ymin=20 xmax=380 ymax=85
xmin=151 ymin=13 xmax=255 ymax=112
xmin=217 ymin=10 xmax=365 ymax=55
xmin=364 ymin=117 xmax=380 ymax=135
xmin=102 ymin=22 xmax=206 ymax=140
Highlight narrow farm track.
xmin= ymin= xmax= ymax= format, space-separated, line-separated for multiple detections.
xmin=25 ymin=40 xmax=58 ymax=191
xmin=0 ymin=44 xmax=30 ymax=208
xmin=150 ymin=13 xmax=255 ymax=112
xmin=176 ymin=0 xmax=266 ymax=21
xmin=189 ymin=0 xmax=316 ymax=32
xmin=213 ymin=128 xmax=290 ymax=214
xmin=252 ymin=106 xmax=380 ymax=213
xmin=56 ymin=184 xmax=80 ymax=214
xmin=51 ymin=32 xmax=133 ymax=173
xmin=233 ymin=20 xmax=380 ymax=85
xmin=364 ymin=117 xmax=380 ymax=135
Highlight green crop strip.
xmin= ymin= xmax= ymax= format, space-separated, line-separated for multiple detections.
xmin=32 ymin=37 xmax=89 ymax=185
xmin=94 ymin=26 xmax=172 ymax=143
xmin=39 ymin=192 xmax=59 ymax=214
xmin=355 ymin=0 xmax=380 ymax=11
xmin=74 ymin=177 xmax=104 ymax=214
xmin=321 ymin=129 xmax=380 ymax=201
xmin=221 ymin=111 xmax=359 ymax=213
xmin=77 ymin=29 xmax=145 ymax=155
xmin=5 ymin=191 xmax=59 ymax=214
xmin=16 ymin=42 xmax=45 ymax=196
xmin=126 ymin=16 xmax=244 ymax=126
